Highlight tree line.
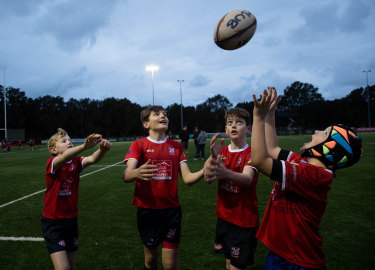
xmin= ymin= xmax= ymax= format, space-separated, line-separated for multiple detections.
xmin=0 ymin=81 xmax=374 ymax=141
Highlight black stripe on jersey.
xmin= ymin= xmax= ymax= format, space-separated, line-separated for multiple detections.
xmin=271 ymin=159 xmax=283 ymax=183
xmin=278 ymin=149 xmax=290 ymax=161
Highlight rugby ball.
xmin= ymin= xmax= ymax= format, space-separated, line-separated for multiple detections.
xmin=214 ymin=9 xmax=257 ymax=50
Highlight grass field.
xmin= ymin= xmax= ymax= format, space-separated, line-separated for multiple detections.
xmin=1 ymin=133 xmax=374 ymax=269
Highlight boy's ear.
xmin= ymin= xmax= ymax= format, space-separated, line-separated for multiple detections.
xmin=49 ymin=146 xmax=58 ymax=155
xmin=142 ymin=121 xmax=150 ymax=129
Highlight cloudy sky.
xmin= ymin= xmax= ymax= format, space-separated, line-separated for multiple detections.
xmin=1 ymin=0 xmax=374 ymax=107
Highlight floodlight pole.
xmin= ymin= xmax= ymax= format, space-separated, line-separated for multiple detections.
xmin=177 ymin=80 xmax=184 ymax=130
xmin=363 ymin=70 xmax=372 ymax=127
xmin=146 ymin=65 xmax=159 ymax=105
xmin=2 ymin=68 xmax=7 ymax=139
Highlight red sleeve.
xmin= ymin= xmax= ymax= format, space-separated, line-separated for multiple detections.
xmin=124 ymin=140 xmax=142 ymax=163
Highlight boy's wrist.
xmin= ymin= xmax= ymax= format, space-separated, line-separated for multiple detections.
xmin=79 ymin=144 xmax=87 ymax=151
xmin=253 ymin=115 xmax=266 ymax=121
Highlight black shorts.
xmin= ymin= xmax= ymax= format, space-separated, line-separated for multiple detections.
xmin=214 ymin=218 xmax=258 ymax=269
xmin=41 ymin=216 xmax=79 ymax=254
xmin=137 ymin=207 xmax=182 ymax=249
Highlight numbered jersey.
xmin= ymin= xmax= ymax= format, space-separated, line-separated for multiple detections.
xmin=124 ymin=137 xmax=186 ymax=209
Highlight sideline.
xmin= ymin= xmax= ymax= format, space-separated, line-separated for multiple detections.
xmin=0 ymin=236 xmax=44 ymax=242
xmin=0 ymin=160 xmax=124 ymax=209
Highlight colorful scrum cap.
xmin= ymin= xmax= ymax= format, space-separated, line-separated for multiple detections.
xmin=302 ymin=124 xmax=363 ymax=170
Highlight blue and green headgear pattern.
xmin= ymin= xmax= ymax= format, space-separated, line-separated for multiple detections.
xmin=301 ymin=124 xmax=363 ymax=170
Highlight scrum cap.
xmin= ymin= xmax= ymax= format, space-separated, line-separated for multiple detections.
xmin=301 ymin=124 xmax=362 ymax=170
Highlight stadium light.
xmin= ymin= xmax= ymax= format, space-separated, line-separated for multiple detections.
xmin=363 ymin=70 xmax=372 ymax=127
xmin=146 ymin=65 xmax=159 ymax=105
xmin=177 ymin=80 xmax=184 ymax=130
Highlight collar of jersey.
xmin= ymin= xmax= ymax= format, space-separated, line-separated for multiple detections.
xmin=147 ymin=136 xmax=167 ymax=144
xmin=228 ymin=144 xmax=248 ymax=153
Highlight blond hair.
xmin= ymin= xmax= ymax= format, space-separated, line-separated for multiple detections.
xmin=48 ymin=128 xmax=68 ymax=152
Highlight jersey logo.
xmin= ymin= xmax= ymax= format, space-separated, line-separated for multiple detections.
xmin=168 ymin=147 xmax=175 ymax=155
xmin=214 ymin=243 xmax=223 ymax=251
xmin=166 ymin=228 xmax=176 ymax=238
xmin=231 ymin=247 xmax=240 ymax=258
xmin=127 ymin=150 xmax=132 ymax=154
xmin=58 ymin=176 xmax=73 ymax=196
xmin=238 ymin=157 xmax=242 ymax=165
xmin=146 ymin=149 xmax=155 ymax=153
xmin=152 ymin=160 xmax=172 ymax=180
xmin=221 ymin=183 xmax=239 ymax=194
xmin=58 ymin=240 xmax=66 ymax=247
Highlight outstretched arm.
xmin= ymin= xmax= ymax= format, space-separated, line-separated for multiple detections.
xmin=251 ymin=89 xmax=274 ymax=177
xmin=83 ymin=139 xmax=111 ymax=168
xmin=53 ymin=133 xmax=102 ymax=169
xmin=180 ymin=162 xmax=204 ymax=186
xmin=265 ymin=87 xmax=282 ymax=159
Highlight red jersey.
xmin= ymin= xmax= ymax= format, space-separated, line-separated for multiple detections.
xmin=256 ymin=151 xmax=334 ymax=268
xmin=124 ymin=137 xmax=186 ymax=209
xmin=43 ymin=156 xmax=84 ymax=219
xmin=216 ymin=144 xmax=259 ymax=228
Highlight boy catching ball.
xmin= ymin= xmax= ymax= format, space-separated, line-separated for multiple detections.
xmin=204 ymin=108 xmax=259 ymax=270
xmin=251 ymin=87 xmax=362 ymax=269
xmin=42 ymin=128 xmax=111 ymax=270
xmin=123 ymin=106 xmax=204 ymax=270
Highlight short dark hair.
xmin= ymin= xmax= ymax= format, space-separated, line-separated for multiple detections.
xmin=225 ymin=108 xmax=251 ymax=125
xmin=140 ymin=105 xmax=165 ymax=123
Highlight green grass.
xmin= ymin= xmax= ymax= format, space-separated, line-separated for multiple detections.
xmin=0 ymin=133 xmax=374 ymax=269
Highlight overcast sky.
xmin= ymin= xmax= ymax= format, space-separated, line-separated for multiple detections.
xmin=1 ymin=0 xmax=374 ymax=107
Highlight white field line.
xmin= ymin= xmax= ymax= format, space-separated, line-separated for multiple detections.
xmin=0 ymin=236 xmax=44 ymax=242
xmin=0 ymin=160 xmax=124 ymax=209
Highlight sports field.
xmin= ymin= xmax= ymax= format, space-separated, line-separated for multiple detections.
xmin=1 ymin=133 xmax=374 ymax=270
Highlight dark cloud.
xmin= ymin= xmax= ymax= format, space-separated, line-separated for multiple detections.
xmin=0 ymin=0 xmax=46 ymax=18
xmin=189 ymin=75 xmax=211 ymax=88
xmin=291 ymin=0 xmax=372 ymax=43
xmin=339 ymin=0 xmax=371 ymax=33
xmin=34 ymin=0 xmax=119 ymax=51
xmin=0 ymin=0 xmax=373 ymax=107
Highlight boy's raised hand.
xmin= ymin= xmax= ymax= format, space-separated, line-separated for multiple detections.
xmin=268 ymin=87 xmax=282 ymax=112
xmin=83 ymin=134 xmax=102 ymax=149
xmin=210 ymin=133 xmax=225 ymax=159
xmin=204 ymin=154 xmax=228 ymax=184
xmin=99 ymin=138 xmax=112 ymax=153
xmin=252 ymin=88 xmax=273 ymax=119
xmin=137 ymin=159 xmax=157 ymax=181
xmin=203 ymin=156 xmax=217 ymax=184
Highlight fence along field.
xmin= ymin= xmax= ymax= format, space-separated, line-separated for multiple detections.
xmin=0 ymin=134 xmax=374 ymax=269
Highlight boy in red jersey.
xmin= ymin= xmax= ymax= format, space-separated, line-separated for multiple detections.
xmin=204 ymin=108 xmax=259 ymax=270
xmin=42 ymin=128 xmax=111 ymax=270
xmin=251 ymin=88 xmax=362 ymax=269
xmin=122 ymin=106 xmax=204 ymax=270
